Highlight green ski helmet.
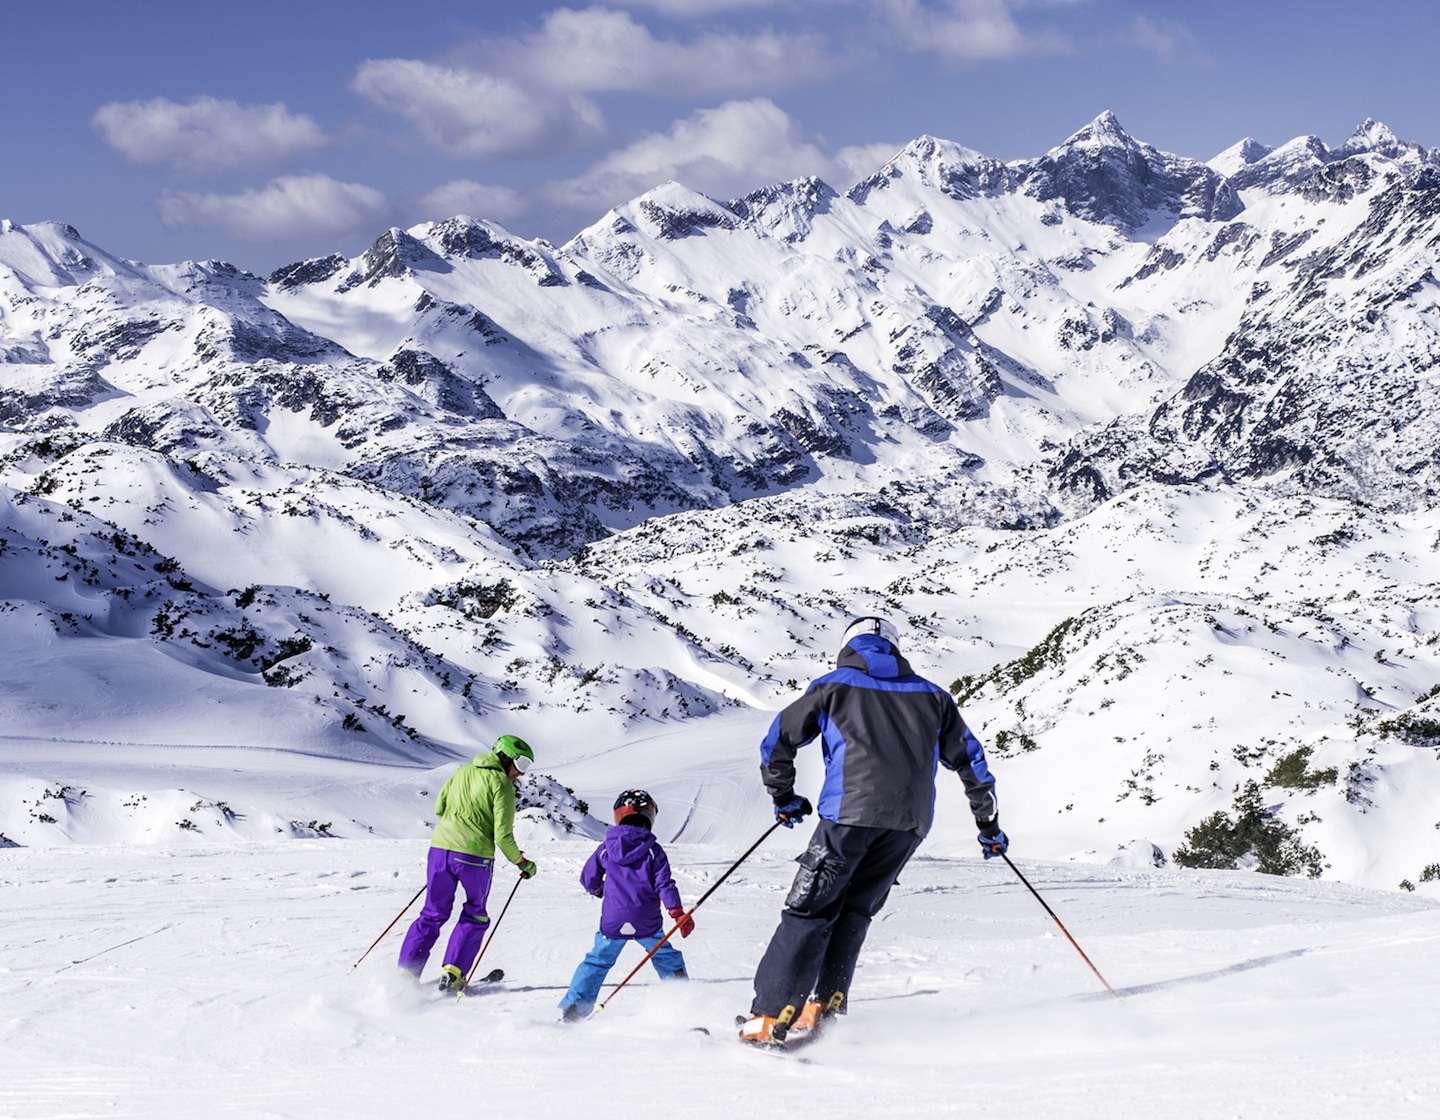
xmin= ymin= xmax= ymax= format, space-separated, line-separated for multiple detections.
xmin=493 ymin=734 xmax=534 ymax=773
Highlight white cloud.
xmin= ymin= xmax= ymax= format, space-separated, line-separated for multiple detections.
xmin=350 ymin=8 xmax=838 ymax=161
xmin=157 ymin=174 xmax=390 ymax=242
xmin=616 ymin=0 xmax=786 ymax=13
xmin=91 ymin=96 xmax=328 ymax=176
xmin=352 ymin=58 xmax=605 ymax=159
xmin=1123 ymin=15 xmax=1208 ymax=64
xmin=512 ymin=7 xmax=834 ymax=95
xmin=833 ymin=141 xmax=907 ymax=182
xmin=412 ymin=102 xmax=896 ymax=229
xmin=418 ymin=181 xmax=528 ymax=223
xmin=880 ymin=0 xmax=1069 ymax=59
xmin=546 ymin=98 xmax=876 ymax=211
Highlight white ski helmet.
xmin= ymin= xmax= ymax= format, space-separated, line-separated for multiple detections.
xmin=841 ymin=615 xmax=901 ymax=650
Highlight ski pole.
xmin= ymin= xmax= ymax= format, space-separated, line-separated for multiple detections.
xmin=1000 ymin=852 xmax=1120 ymax=1000
xmin=595 ymin=820 xmax=784 ymax=1013
xmin=463 ymin=875 xmax=523 ymax=990
xmin=352 ymin=884 xmax=426 ymax=971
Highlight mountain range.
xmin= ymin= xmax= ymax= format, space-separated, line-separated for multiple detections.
xmin=2 ymin=112 xmax=1438 ymax=890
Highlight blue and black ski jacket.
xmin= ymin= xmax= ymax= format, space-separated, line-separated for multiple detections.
xmin=759 ymin=633 xmax=998 ymax=836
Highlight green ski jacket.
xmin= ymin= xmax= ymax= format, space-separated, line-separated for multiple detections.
xmin=428 ymin=752 xmax=524 ymax=863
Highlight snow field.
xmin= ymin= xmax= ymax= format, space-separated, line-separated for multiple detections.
xmin=2 ymin=836 xmax=1438 ymax=1120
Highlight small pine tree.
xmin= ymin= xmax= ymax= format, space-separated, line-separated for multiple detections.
xmin=1172 ymin=781 xmax=1325 ymax=878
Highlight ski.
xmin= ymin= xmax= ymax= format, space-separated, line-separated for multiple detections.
xmin=733 ymin=1014 xmax=826 ymax=1056
xmin=452 ymin=967 xmax=505 ymax=999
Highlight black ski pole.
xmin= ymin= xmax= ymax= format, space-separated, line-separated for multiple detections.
xmin=1000 ymin=852 xmax=1120 ymax=999
xmin=595 ymin=820 xmax=784 ymax=1013
xmin=352 ymin=884 xmax=426 ymax=971
xmin=462 ymin=875 xmax=523 ymax=991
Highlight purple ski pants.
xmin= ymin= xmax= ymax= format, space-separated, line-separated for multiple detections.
xmin=397 ymin=847 xmax=495 ymax=978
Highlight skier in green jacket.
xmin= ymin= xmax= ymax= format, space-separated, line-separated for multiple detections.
xmin=397 ymin=735 xmax=538 ymax=991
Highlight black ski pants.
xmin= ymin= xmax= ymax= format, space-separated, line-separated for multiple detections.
xmin=750 ymin=819 xmax=923 ymax=1017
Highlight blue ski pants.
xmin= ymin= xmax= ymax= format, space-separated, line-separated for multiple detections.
xmin=560 ymin=930 xmax=688 ymax=1015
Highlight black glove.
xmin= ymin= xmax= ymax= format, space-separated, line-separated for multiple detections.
xmin=977 ymin=823 xmax=1008 ymax=860
xmin=774 ymin=795 xmax=813 ymax=828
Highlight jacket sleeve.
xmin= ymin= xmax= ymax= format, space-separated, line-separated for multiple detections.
xmin=490 ymin=774 xmax=523 ymax=864
xmin=937 ymin=697 xmax=999 ymax=827
xmin=759 ymin=686 xmax=825 ymax=804
xmin=650 ymin=843 xmax=683 ymax=912
xmin=580 ymin=844 xmax=606 ymax=896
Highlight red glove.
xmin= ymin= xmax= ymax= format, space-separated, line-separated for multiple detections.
xmin=668 ymin=907 xmax=695 ymax=938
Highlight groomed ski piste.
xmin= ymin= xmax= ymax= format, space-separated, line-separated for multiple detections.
xmin=4 ymin=709 xmax=1439 ymax=1120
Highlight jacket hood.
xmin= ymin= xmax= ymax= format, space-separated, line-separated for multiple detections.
xmin=471 ymin=751 xmax=508 ymax=773
xmin=603 ymin=823 xmax=658 ymax=867
xmin=838 ymin=632 xmax=912 ymax=679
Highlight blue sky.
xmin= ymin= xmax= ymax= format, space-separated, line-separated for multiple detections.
xmin=2 ymin=0 xmax=1436 ymax=272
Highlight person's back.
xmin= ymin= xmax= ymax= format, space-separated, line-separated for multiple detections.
xmin=396 ymin=736 xmax=538 ymax=992
xmin=741 ymin=617 xmax=1007 ymax=1046
xmin=760 ymin=627 xmax=998 ymax=834
xmin=584 ymin=821 xmax=678 ymax=939
xmin=559 ymin=790 xmax=693 ymax=1020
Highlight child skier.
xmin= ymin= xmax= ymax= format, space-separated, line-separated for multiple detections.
xmin=558 ymin=789 xmax=694 ymax=1020
xmin=397 ymin=735 xmax=539 ymax=992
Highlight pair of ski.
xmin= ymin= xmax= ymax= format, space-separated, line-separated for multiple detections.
xmin=730 ymin=1017 xmax=830 ymax=1056
xmin=685 ymin=1022 xmax=825 ymax=1059
xmin=731 ymin=991 xmax=843 ymax=1055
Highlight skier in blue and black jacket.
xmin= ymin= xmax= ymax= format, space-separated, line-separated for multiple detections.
xmin=739 ymin=616 xmax=1006 ymax=1045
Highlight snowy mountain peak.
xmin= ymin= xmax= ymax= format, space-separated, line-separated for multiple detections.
xmin=0 ymin=219 xmax=128 ymax=288
xmin=1053 ymin=109 xmax=1136 ymax=153
xmin=337 ymin=226 xmax=441 ymax=291
xmin=848 ymin=134 xmax=1003 ymax=204
xmin=1208 ymin=137 xmax=1273 ymax=177
xmin=1337 ymin=118 xmax=1433 ymax=167
xmin=1020 ymin=112 xmax=1241 ymax=228
xmin=624 ymin=180 xmax=740 ymax=241
xmin=726 ymin=176 xmax=838 ymax=241
xmin=419 ymin=214 xmax=523 ymax=259
xmin=1225 ymin=134 xmax=1330 ymax=193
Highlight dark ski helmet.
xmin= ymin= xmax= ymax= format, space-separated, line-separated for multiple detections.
xmin=613 ymin=789 xmax=658 ymax=826
xmin=493 ymin=734 xmax=534 ymax=773
xmin=841 ymin=615 xmax=900 ymax=650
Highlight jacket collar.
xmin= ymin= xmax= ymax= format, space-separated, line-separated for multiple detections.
xmin=837 ymin=632 xmax=911 ymax=679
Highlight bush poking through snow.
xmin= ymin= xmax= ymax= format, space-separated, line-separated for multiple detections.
xmin=1264 ymin=746 xmax=1338 ymax=791
xmin=1372 ymin=712 xmax=1440 ymax=747
xmin=515 ymin=773 xmax=591 ymax=833
xmin=1172 ymin=781 xmax=1326 ymax=877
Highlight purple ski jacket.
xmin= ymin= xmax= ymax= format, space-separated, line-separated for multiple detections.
xmin=580 ymin=824 xmax=683 ymax=939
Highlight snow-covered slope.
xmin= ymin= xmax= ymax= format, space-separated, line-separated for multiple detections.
xmin=3 ymin=114 xmax=1439 ymax=891
xmin=2 ymin=826 xmax=1438 ymax=1119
